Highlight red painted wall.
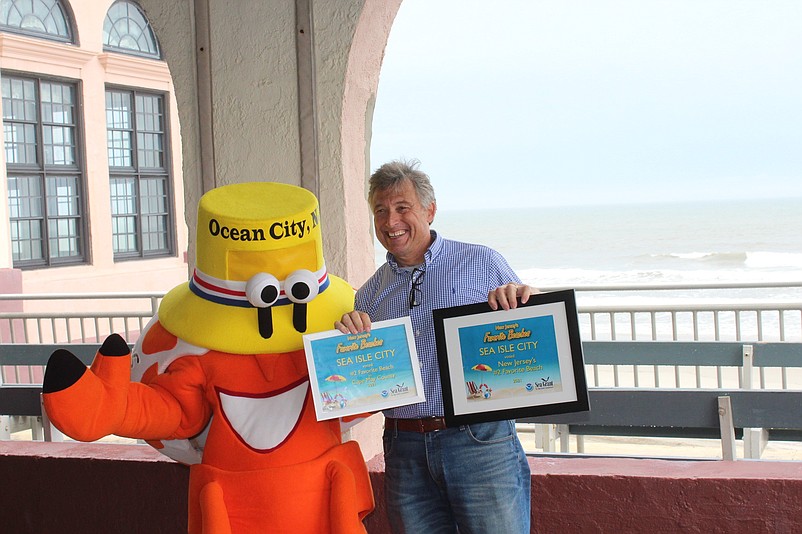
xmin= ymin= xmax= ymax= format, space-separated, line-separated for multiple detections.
xmin=2 ymin=441 xmax=801 ymax=533
xmin=0 ymin=441 xmax=188 ymax=533
xmin=365 ymin=455 xmax=802 ymax=533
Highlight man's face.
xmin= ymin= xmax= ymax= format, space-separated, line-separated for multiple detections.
xmin=371 ymin=179 xmax=436 ymax=267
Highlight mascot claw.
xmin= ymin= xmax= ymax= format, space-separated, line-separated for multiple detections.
xmin=42 ymin=334 xmax=138 ymax=442
xmin=43 ymin=334 xmax=130 ymax=393
xmin=42 ymin=349 xmax=88 ymax=394
xmin=97 ymin=333 xmax=132 ymax=357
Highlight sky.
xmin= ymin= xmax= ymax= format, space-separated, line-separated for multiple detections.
xmin=369 ymin=0 xmax=802 ymax=211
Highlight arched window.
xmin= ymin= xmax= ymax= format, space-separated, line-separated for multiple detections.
xmin=0 ymin=0 xmax=72 ymax=42
xmin=103 ymin=0 xmax=160 ymax=59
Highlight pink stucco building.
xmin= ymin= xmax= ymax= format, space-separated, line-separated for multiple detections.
xmin=0 ymin=0 xmax=189 ymax=305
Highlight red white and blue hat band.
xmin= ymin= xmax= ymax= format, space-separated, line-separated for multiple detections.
xmin=189 ymin=266 xmax=329 ymax=308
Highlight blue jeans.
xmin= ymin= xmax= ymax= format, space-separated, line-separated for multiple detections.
xmin=382 ymin=420 xmax=531 ymax=534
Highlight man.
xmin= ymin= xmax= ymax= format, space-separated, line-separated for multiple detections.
xmin=336 ymin=160 xmax=532 ymax=533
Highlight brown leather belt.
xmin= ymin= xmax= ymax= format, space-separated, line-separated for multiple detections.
xmin=386 ymin=417 xmax=449 ymax=433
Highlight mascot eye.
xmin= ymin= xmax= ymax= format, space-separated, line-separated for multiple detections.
xmin=245 ymin=273 xmax=281 ymax=308
xmin=285 ymin=269 xmax=319 ymax=304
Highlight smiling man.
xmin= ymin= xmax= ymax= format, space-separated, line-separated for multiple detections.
xmin=336 ymin=159 xmax=534 ymax=534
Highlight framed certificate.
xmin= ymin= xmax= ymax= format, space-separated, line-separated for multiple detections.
xmin=303 ymin=317 xmax=426 ymax=421
xmin=433 ymin=289 xmax=588 ymax=426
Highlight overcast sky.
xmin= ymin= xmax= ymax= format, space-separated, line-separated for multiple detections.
xmin=369 ymin=0 xmax=802 ymax=211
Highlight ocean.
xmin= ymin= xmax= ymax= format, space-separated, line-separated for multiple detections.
xmin=416 ymin=198 xmax=802 ymax=301
xmin=430 ymin=198 xmax=802 ymax=285
xmin=372 ymin=197 xmax=802 ymax=340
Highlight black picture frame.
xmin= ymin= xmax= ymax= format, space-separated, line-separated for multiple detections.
xmin=433 ymin=289 xmax=589 ymax=426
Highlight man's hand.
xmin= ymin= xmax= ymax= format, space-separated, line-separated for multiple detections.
xmin=335 ymin=311 xmax=372 ymax=334
xmin=488 ymin=283 xmax=538 ymax=311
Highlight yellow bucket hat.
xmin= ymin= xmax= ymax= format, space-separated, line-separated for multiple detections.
xmin=158 ymin=182 xmax=354 ymax=354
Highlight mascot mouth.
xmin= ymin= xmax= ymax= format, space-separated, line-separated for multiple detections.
xmin=217 ymin=379 xmax=309 ymax=452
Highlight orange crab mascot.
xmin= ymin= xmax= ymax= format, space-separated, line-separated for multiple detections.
xmin=42 ymin=182 xmax=375 ymax=533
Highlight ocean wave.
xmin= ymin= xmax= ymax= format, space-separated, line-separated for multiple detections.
xmin=646 ymin=251 xmax=748 ymax=265
xmin=639 ymin=251 xmax=802 ymax=270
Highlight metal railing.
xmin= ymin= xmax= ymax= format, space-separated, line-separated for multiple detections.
xmin=2 ymin=283 xmax=801 ymax=389
xmin=1 ymin=292 xmax=162 ymax=385
xmin=3 ymin=283 xmax=802 ymax=455
xmin=542 ymin=281 xmax=802 ymax=391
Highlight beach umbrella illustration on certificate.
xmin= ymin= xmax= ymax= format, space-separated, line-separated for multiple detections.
xmin=324 ymin=374 xmax=348 ymax=409
xmin=467 ymin=364 xmax=493 ymax=399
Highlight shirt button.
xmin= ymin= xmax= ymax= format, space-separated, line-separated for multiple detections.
xmin=415 ymin=330 xmax=421 ymax=336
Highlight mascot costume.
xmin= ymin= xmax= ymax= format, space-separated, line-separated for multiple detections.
xmin=42 ymin=182 xmax=374 ymax=533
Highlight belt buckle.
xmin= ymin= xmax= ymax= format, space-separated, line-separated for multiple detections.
xmin=426 ymin=417 xmax=445 ymax=432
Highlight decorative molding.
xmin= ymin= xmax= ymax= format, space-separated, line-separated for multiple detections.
xmin=99 ymin=53 xmax=172 ymax=88
xmin=0 ymin=33 xmax=94 ymax=76
xmin=0 ymin=34 xmax=170 ymax=90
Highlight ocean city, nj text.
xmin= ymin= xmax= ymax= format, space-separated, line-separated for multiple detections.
xmin=207 ymin=208 xmax=319 ymax=241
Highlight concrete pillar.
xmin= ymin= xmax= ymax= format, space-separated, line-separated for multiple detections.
xmin=137 ymin=0 xmax=404 ymax=461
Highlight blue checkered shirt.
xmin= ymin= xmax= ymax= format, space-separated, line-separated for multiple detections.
xmin=354 ymin=231 xmax=521 ymax=418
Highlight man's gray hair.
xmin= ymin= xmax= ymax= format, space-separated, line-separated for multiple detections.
xmin=368 ymin=159 xmax=436 ymax=208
